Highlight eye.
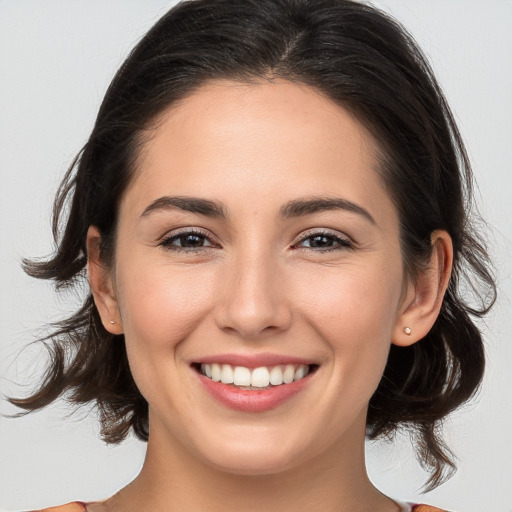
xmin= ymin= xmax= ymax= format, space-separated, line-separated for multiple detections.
xmin=293 ymin=230 xmax=353 ymax=252
xmin=159 ymin=229 xmax=217 ymax=252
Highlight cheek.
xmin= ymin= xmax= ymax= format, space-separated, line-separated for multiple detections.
xmin=296 ymin=262 xmax=403 ymax=385
xmin=114 ymin=259 xmax=216 ymax=350
xmin=299 ymin=260 xmax=402 ymax=337
xmin=113 ymin=259 xmax=219 ymax=411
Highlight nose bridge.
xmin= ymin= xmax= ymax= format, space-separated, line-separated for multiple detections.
xmin=215 ymin=242 xmax=291 ymax=339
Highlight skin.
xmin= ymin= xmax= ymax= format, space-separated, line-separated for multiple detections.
xmin=87 ymin=80 xmax=453 ymax=512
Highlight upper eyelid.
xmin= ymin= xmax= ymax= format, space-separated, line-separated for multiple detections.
xmin=157 ymin=229 xmax=219 ymax=252
xmin=159 ymin=227 xmax=352 ymax=250
xmin=160 ymin=227 xmax=216 ymax=242
xmin=294 ymin=228 xmax=352 ymax=243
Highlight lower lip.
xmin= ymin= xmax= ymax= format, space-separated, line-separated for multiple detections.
xmin=196 ymin=370 xmax=314 ymax=413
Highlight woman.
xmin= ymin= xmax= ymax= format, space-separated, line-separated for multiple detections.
xmin=6 ymin=0 xmax=496 ymax=510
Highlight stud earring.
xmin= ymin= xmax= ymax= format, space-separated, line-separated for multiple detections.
xmin=403 ymin=326 xmax=412 ymax=335
xmin=109 ymin=320 xmax=116 ymax=325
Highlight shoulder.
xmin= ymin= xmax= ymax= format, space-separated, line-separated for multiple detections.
xmin=30 ymin=503 xmax=88 ymax=512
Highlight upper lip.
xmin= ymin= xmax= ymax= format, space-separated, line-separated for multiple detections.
xmin=191 ymin=352 xmax=317 ymax=368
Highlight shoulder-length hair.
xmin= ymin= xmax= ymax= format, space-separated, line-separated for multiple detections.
xmin=11 ymin=0 xmax=495 ymax=491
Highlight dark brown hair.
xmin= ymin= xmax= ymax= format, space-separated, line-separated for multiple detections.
xmin=11 ymin=0 xmax=495 ymax=491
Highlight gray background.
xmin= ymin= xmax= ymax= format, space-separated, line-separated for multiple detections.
xmin=0 ymin=1 xmax=511 ymax=510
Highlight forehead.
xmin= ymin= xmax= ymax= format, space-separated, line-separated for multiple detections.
xmin=122 ymin=79 xmax=396 ymax=225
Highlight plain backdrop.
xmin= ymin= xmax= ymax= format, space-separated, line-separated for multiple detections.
xmin=0 ymin=1 xmax=511 ymax=511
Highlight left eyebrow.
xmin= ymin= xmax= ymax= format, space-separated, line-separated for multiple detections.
xmin=279 ymin=196 xmax=376 ymax=225
xmin=140 ymin=195 xmax=227 ymax=218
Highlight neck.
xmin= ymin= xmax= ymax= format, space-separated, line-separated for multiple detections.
xmin=102 ymin=414 xmax=398 ymax=512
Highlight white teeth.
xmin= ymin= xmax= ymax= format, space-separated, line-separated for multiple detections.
xmin=211 ymin=363 xmax=221 ymax=382
xmin=294 ymin=365 xmax=308 ymax=381
xmin=221 ymin=364 xmax=234 ymax=384
xmin=251 ymin=367 xmax=270 ymax=388
xmin=200 ymin=363 xmax=311 ymax=388
xmin=283 ymin=364 xmax=295 ymax=384
xmin=233 ymin=366 xmax=251 ymax=386
xmin=269 ymin=366 xmax=283 ymax=385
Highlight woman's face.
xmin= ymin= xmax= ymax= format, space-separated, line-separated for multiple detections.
xmin=105 ymin=80 xmax=414 ymax=474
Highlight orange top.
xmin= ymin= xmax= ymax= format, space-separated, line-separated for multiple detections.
xmin=32 ymin=502 xmax=449 ymax=512
xmin=413 ymin=507 xmax=447 ymax=512
xmin=33 ymin=504 xmax=88 ymax=512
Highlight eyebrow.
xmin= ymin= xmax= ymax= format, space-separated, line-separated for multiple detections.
xmin=140 ymin=195 xmax=375 ymax=225
xmin=141 ymin=196 xmax=227 ymax=218
xmin=280 ymin=197 xmax=376 ymax=224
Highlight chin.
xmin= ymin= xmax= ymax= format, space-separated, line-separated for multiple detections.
xmin=206 ymin=455 xmax=298 ymax=477
xmin=196 ymin=437 xmax=305 ymax=476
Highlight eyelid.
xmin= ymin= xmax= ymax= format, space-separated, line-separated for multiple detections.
xmin=158 ymin=227 xmax=220 ymax=250
xmin=291 ymin=228 xmax=354 ymax=250
xmin=157 ymin=227 xmax=354 ymax=253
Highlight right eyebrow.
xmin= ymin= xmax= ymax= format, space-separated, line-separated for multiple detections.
xmin=279 ymin=196 xmax=376 ymax=225
xmin=140 ymin=195 xmax=228 ymax=219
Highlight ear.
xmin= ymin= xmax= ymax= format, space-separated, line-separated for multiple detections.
xmin=86 ymin=226 xmax=123 ymax=335
xmin=392 ymin=230 xmax=453 ymax=347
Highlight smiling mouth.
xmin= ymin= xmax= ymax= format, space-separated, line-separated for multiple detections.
xmin=193 ymin=363 xmax=318 ymax=390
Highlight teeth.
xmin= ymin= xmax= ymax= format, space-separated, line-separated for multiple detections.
xmin=211 ymin=363 xmax=221 ymax=382
xmin=251 ymin=367 xmax=270 ymax=388
xmin=294 ymin=365 xmax=307 ymax=381
xmin=221 ymin=364 xmax=234 ymax=384
xmin=269 ymin=365 xmax=283 ymax=385
xmin=233 ymin=366 xmax=251 ymax=386
xmin=200 ymin=363 xmax=311 ymax=388
xmin=283 ymin=364 xmax=295 ymax=384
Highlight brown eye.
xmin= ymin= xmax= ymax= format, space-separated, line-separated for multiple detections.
xmin=303 ymin=235 xmax=337 ymax=248
xmin=160 ymin=230 xmax=216 ymax=252
xmin=295 ymin=231 xmax=352 ymax=251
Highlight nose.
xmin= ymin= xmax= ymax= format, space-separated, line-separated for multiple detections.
xmin=214 ymin=249 xmax=292 ymax=340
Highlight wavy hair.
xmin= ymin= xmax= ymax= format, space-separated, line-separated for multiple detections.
xmin=10 ymin=0 xmax=495 ymax=491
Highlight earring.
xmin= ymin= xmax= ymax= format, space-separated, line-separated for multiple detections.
xmin=403 ymin=326 xmax=412 ymax=335
xmin=109 ymin=320 xmax=116 ymax=324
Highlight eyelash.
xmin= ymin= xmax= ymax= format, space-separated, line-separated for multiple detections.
xmin=159 ymin=229 xmax=216 ymax=253
xmin=292 ymin=229 xmax=353 ymax=252
xmin=158 ymin=228 xmax=353 ymax=254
